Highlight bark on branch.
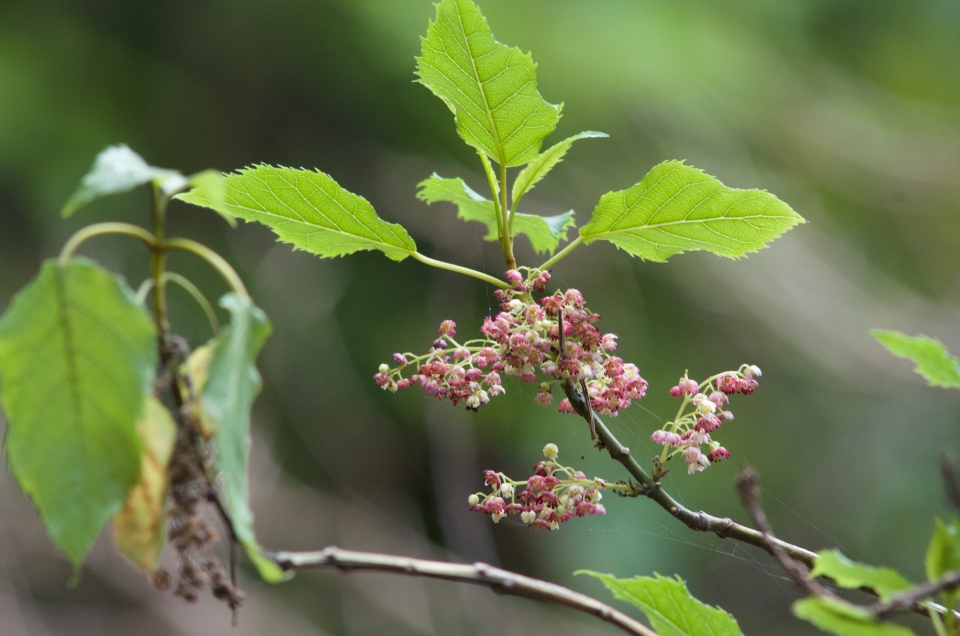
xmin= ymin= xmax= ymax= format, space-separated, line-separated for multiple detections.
xmin=269 ymin=546 xmax=657 ymax=636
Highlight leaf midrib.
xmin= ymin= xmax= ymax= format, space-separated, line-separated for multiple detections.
xmin=225 ymin=175 xmax=415 ymax=257
xmin=454 ymin=1 xmax=505 ymax=165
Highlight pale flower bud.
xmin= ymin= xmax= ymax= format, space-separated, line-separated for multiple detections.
xmin=520 ymin=510 xmax=536 ymax=524
xmin=500 ymin=482 xmax=515 ymax=497
xmin=378 ymin=363 xmax=390 ymax=374
xmin=468 ymin=494 xmax=480 ymax=507
xmin=543 ymin=443 xmax=559 ymax=460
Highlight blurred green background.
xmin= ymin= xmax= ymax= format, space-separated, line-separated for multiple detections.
xmin=1 ymin=0 xmax=960 ymax=634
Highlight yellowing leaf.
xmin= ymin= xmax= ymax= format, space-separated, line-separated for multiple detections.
xmin=181 ymin=344 xmax=216 ymax=437
xmin=112 ymin=396 xmax=177 ymax=571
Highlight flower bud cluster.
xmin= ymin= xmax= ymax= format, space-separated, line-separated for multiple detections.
xmin=468 ymin=444 xmax=607 ymax=531
xmin=650 ymin=365 xmax=761 ymax=474
xmin=374 ymin=268 xmax=647 ymax=415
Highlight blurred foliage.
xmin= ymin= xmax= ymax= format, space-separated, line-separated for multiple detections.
xmin=1 ymin=1 xmax=959 ymax=634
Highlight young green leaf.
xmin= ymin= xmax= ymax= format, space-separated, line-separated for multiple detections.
xmin=62 ymin=145 xmax=180 ymax=217
xmin=578 ymin=571 xmax=743 ymax=636
xmin=417 ymin=0 xmax=561 ymax=167
xmin=0 ymin=258 xmax=158 ymax=566
xmin=793 ymin=597 xmax=916 ymax=636
xmin=198 ymin=293 xmax=285 ymax=582
xmin=177 ymin=165 xmax=417 ymax=262
xmin=925 ymin=518 xmax=960 ymax=583
xmin=579 ymin=161 xmax=804 ymax=262
xmin=112 ymin=395 xmax=178 ymax=571
xmin=512 ymin=131 xmax=607 ymax=206
xmin=810 ymin=550 xmax=913 ymax=602
xmin=178 ymin=170 xmax=237 ymax=228
xmin=872 ymin=331 xmax=960 ymax=389
xmin=417 ymin=174 xmax=575 ymax=255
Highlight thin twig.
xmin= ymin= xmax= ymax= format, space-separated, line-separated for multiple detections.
xmin=872 ymin=570 xmax=960 ymax=617
xmin=558 ymin=381 xmax=819 ymax=566
xmin=941 ymin=452 xmax=960 ymax=512
xmin=270 ymin=547 xmax=658 ymax=636
xmin=735 ymin=467 xmax=836 ymax=599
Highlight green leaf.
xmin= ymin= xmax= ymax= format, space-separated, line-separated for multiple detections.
xmin=112 ymin=395 xmax=177 ymax=571
xmin=177 ymin=170 xmax=237 ymax=228
xmin=200 ymin=293 xmax=285 ymax=582
xmin=872 ymin=331 xmax=960 ymax=389
xmin=809 ymin=551 xmax=913 ymax=602
xmin=177 ymin=165 xmax=417 ymax=262
xmin=579 ymin=161 xmax=804 ymax=262
xmin=793 ymin=597 xmax=916 ymax=636
xmin=512 ymin=131 xmax=607 ymax=205
xmin=578 ymin=571 xmax=743 ymax=636
xmin=0 ymin=258 xmax=158 ymax=566
xmin=416 ymin=0 xmax=561 ymax=167
xmin=925 ymin=518 xmax=960 ymax=583
xmin=62 ymin=145 xmax=180 ymax=217
xmin=417 ymin=174 xmax=575 ymax=255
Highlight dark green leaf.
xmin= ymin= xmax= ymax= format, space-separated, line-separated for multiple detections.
xmin=178 ymin=165 xmax=417 ymax=262
xmin=200 ymin=293 xmax=284 ymax=582
xmin=416 ymin=0 xmax=561 ymax=166
xmin=579 ymin=161 xmax=804 ymax=262
xmin=579 ymin=571 xmax=743 ymax=636
xmin=793 ymin=597 xmax=916 ymax=636
xmin=810 ymin=550 xmax=913 ymax=602
xmin=926 ymin=518 xmax=960 ymax=583
xmin=872 ymin=331 xmax=960 ymax=389
xmin=62 ymin=145 xmax=180 ymax=217
xmin=417 ymin=174 xmax=575 ymax=255
xmin=0 ymin=258 xmax=157 ymax=566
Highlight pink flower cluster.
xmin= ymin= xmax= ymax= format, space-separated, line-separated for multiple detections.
xmin=468 ymin=444 xmax=606 ymax=531
xmin=650 ymin=365 xmax=761 ymax=474
xmin=374 ymin=269 xmax=647 ymax=415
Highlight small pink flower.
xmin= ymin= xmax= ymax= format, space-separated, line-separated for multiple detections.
xmin=708 ymin=447 xmax=730 ymax=462
xmin=439 ymin=320 xmax=457 ymax=338
xmin=534 ymin=391 xmax=554 ymax=407
xmin=504 ymin=269 xmax=524 ymax=288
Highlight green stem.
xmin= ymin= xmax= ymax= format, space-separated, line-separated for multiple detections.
xmin=165 ymin=237 xmax=250 ymax=299
xmin=161 ymin=272 xmax=221 ymax=337
xmin=150 ymin=183 xmax=170 ymax=339
xmin=411 ymin=252 xmax=509 ymax=289
xmin=58 ymin=222 xmax=157 ymax=266
xmin=538 ymin=235 xmax=583 ymax=271
xmin=479 ymin=153 xmax=503 ymax=242
xmin=499 ymin=162 xmax=516 ymax=270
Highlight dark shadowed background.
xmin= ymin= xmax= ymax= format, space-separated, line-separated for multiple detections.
xmin=1 ymin=1 xmax=960 ymax=634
